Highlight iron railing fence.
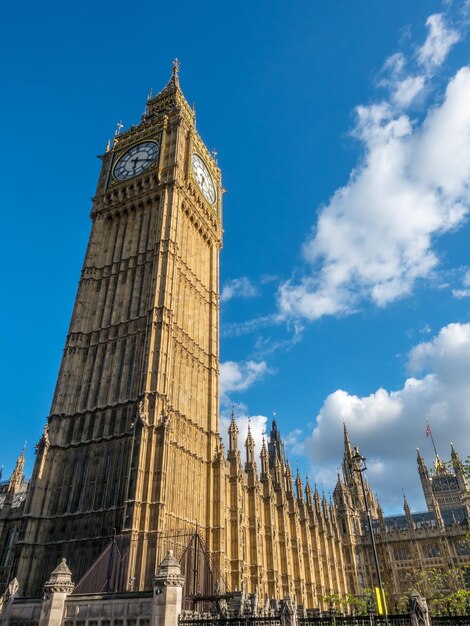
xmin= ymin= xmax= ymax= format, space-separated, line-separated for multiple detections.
xmin=300 ymin=616 xmax=410 ymax=626
xmin=179 ymin=614 xmax=470 ymax=626
xmin=179 ymin=616 xmax=410 ymax=626
xmin=179 ymin=617 xmax=281 ymax=626
xmin=430 ymin=618 xmax=470 ymax=626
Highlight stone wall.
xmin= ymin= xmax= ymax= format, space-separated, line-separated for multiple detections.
xmin=63 ymin=593 xmax=152 ymax=626
xmin=1 ymin=551 xmax=184 ymax=626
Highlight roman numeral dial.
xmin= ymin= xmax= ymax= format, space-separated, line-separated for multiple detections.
xmin=192 ymin=153 xmax=216 ymax=204
xmin=113 ymin=140 xmax=160 ymax=181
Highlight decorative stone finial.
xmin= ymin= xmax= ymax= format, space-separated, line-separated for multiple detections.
xmin=43 ymin=558 xmax=75 ymax=595
xmin=153 ymin=550 xmax=185 ymax=590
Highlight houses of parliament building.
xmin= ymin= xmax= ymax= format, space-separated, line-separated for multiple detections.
xmin=0 ymin=64 xmax=469 ymax=608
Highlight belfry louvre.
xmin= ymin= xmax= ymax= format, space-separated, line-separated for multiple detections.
xmin=1 ymin=65 xmax=468 ymax=608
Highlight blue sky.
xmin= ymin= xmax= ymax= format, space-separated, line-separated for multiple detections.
xmin=1 ymin=1 xmax=470 ymax=513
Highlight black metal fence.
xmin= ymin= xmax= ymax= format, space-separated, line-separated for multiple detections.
xmin=179 ymin=618 xmax=281 ymax=626
xmin=430 ymin=618 xmax=470 ymax=625
xmin=299 ymin=617 xmax=409 ymax=626
xmin=179 ymin=614 xmax=470 ymax=626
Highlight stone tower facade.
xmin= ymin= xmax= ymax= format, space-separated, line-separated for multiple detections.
xmin=15 ymin=62 xmax=223 ymax=596
xmin=215 ymin=413 xmax=350 ymax=607
xmin=5 ymin=65 xmax=469 ymax=608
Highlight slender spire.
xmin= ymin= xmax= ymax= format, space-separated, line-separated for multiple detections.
xmin=246 ymin=419 xmax=254 ymax=444
xmin=450 ymin=442 xmax=468 ymax=491
xmin=8 ymin=444 xmax=26 ymax=495
xmin=313 ymin=483 xmax=322 ymax=517
xmin=285 ymin=460 xmax=294 ymax=493
xmin=228 ymin=405 xmax=239 ymax=453
xmin=305 ymin=477 xmax=313 ymax=507
xmin=416 ymin=448 xmax=426 ymax=470
xmin=295 ymin=469 xmax=304 ymax=501
xmin=333 ymin=471 xmax=348 ymax=507
xmin=450 ymin=442 xmax=462 ymax=469
xmin=172 ymin=58 xmax=180 ymax=82
xmin=162 ymin=58 xmax=180 ymax=90
xmin=403 ymin=493 xmax=414 ymax=529
xmin=329 ymin=499 xmax=337 ymax=523
xmin=245 ymin=419 xmax=255 ymax=467
xmin=343 ymin=422 xmax=352 ymax=456
xmin=322 ymin=491 xmax=329 ymax=518
xmin=142 ymin=58 xmax=194 ymax=127
xmin=260 ymin=434 xmax=269 ymax=475
xmin=416 ymin=448 xmax=434 ymax=512
xmin=268 ymin=418 xmax=285 ymax=468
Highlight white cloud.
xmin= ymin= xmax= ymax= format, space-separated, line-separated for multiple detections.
xmin=452 ymin=268 xmax=470 ymax=297
xmin=220 ymin=360 xmax=270 ymax=403
xmin=384 ymin=52 xmax=406 ymax=76
xmin=381 ymin=53 xmax=426 ymax=108
xmin=392 ymin=75 xmax=426 ymax=108
xmin=221 ymin=277 xmax=258 ymax=302
xmin=253 ymin=322 xmax=304 ymax=357
xmin=306 ymin=323 xmax=470 ymax=512
xmin=407 ymin=322 xmax=470 ymax=380
xmin=413 ymin=68 xmax=470 ymax=198
xmin=452 ymin=288 xmax=470 ymax=298
xmin=277 ymin=11 xmax=469 ymax=323
xmin=417 ymin=14 xmax=460 ymax=69
xmin=284 ymin=428 xmax=305 ymax=456
xmin=221 ymin=314 xmax=276 ymax=338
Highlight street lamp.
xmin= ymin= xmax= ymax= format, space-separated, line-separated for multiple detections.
xmin=351 ymin=447 xmax=388 ymax=624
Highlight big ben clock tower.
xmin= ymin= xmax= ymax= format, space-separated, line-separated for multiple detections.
xmin=16 ymin=61 xmax=223 ymax=595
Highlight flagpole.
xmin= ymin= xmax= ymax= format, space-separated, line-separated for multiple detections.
xmin=426 ymin=417 xmax=439 ymax=457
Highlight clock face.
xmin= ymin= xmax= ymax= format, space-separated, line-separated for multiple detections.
xmin=192 ymin=154 xmax=216 ymax=204
xmin=113 ymin=141 xmax=159 ymax=181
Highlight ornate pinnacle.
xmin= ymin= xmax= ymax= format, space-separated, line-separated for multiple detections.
xmin=343 ymin=421 xmax=352 ymax=455
xmin=246 ymin=419 xmax=254 ymax=447
xmin=172 ymin=58 xmax=180 ymax=78
xmin=44 ymin=558 xmax=75 ymax=595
